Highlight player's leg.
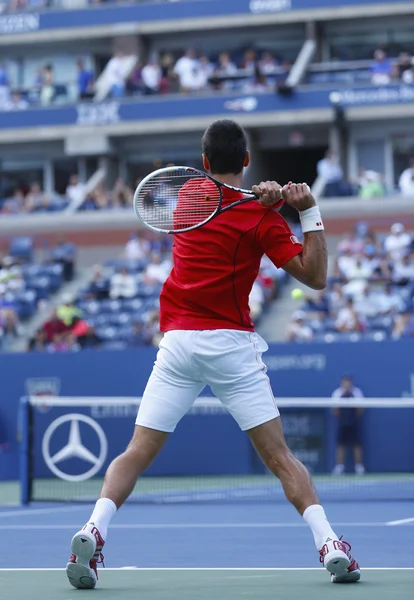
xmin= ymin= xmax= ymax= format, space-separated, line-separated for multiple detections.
xmin=196 ymin=330 xmax=360 ymax=583
xmin=67 ymin=331 xmax=204 ymax=589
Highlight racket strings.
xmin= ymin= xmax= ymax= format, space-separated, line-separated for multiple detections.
xmin=135 ymin=169 xmax=221 ymax=232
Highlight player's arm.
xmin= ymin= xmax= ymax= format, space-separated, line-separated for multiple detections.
xmin=281 ymin=183 xmax=327 ymax=290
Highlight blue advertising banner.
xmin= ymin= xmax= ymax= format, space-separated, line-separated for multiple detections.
xmin=0 ymin=0 xmax=412 ymax=35
xmin=1 ymin=340 xmax=414 ymax=481
xmin=0 ymin=85 xmax=413 ymax=133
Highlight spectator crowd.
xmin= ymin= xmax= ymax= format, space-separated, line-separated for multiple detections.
xmin=285 ymin=222 xmax=414 ymax=342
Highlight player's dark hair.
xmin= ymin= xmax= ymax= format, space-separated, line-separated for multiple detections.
xmin=202 ymin=119 xmax=247 ymax=175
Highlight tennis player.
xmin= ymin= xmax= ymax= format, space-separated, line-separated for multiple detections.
xmin=67 ymin=119 xmax=360 ymax=588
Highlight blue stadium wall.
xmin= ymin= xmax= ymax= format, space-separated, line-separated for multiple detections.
xmin=1 ymin=340 xmax=413 ymax=482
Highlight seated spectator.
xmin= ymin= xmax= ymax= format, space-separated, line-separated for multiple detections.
xmin=0 ymin=307 xmax=19 ymax=351
xmin=56 ymin=295 xmax=82 ymax=327
xmin=40 ymin=64 xmax=55 ymax=106
xmin=395 ymin=52 xmax=414 ymax=84
xmin=126 ymin=321 xmax=150 ymax=347
xmin=214 ymin=52 xmax=237 ymax=90
xmin=143 ymin=252 xmax=171 ymax=284
xmin=124 ymin=233 xmax=150 ymax=261
xmin=329 ymin=283 xmax=347 ymax=316
xmin=240 ymin=48 xmax=257 ymax=75
xmin=66 ymin=174 xmax=85 ymax=204
xmin=173 ymin=49 xmax=198 ymax=93
xmin=285 ymin=310 xmax=313 ymax=342
xmin=317 ymin=150 xmax=350 ymax=197
xmin=106 ymin=50 xmax=126 ymax=98
xmin=1 ymin=189 xmax=25 ymax=215
xmin=27 ymin=328 xmax=47 ymax=352
xmin=370 ymin=49 xmax=392 ymax=85
xmin=76 ymin=58 xmax=94 ymax=100
xmin=259 ymin=51 xmax=279 ymax=76
xmin=141 ymin=56 xmax=161 ymax=95
xmin=354 ymin=285 xmax=379 ymax=318
xmin=358 ymin=170 xmax=385 ymax=199
xmin=391 ymin=252 xmax=414 ymax=286
xmin=110 ymin=266 xmax=137 ymax=299
xmin=25 ymin=182 xmax=50 ymax=213
xmin=342 ymin=258 xmax=373 ymax=298
xmin=335 ymin=298 xmax=363 ymax=332
xmin=76 ymin=324 xmax=102 ymax=349
xmin=42 ymin=308 xmax=70 ymax=343
xmin=51 ymin=237 xmax=76 ymax=281
xmin=89 ymin=266 xmax=110 ymax=300
xmin=111 ymin=178 xmax=132 ymax=208
xmin=337 ymin=231 xmax=365 ymax=256
xmin=392 ymin=312 xmax=414 ymax=339
xmin=398 ymin=158 xmax=414 ymax=196
xmin=4 ymin=91 xmax=29 ymax=111
xmin=0 ymin=256 xmax=24 ymax=293
xmin=375 ymin=285 xmax=404 ymax=315
xmin=384 ymin=223 xmax=412 ymax=261
xmin=48 ymin=332 xmax=79 ymax=353
xmin=305 ymin=290 xmax=330 ymax=313
xmin=197 ymin=55 xmax=214 ymax=91
xmin=159 ymin=52 xmax=174 ymax=94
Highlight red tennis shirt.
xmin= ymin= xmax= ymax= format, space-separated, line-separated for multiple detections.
xmin=160 ymin=180 xmax=303 ymax=332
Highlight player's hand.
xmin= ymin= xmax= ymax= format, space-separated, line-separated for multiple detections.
xmin=281 ymin=182 xmax=316 ymax=212
xmin=252 ymin=181 xmax=282 ymax=207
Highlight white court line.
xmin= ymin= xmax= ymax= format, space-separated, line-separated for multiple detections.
xmin=0 ymin=522 xmax=388 ymax=530
xmin=386 ymin=517 xmax=414 ymax=526
xmin=0 ymin=505 xmax=92 ymax=518
xmin=0 ymin=567 xmax=413 ymax=572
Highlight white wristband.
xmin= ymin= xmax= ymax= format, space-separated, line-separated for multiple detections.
xmin=299 ymin=206 xmax=324 ymax=233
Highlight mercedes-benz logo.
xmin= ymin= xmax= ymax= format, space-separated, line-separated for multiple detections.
xmin=42 ymin=414 xmax=108 ymax=482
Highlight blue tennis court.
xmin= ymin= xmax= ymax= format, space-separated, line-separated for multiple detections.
xmin=0 ymin=499 xmax=413 ymax=599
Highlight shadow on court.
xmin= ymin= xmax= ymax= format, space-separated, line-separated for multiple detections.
xmin=0 ymin=570 xmax=412 ymax=600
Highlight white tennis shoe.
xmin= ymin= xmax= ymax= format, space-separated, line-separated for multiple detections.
xmin=319 ymin=537 xmax=361 ymax=583
xmin=66 ymin=522 xmax=105 ymax=589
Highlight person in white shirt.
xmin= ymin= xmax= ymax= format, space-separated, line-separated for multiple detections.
xmin=384 ymin=223 xmax=412 ymax=261
xmin=124 ymin=234 xmax=150 ymax=261
xmin=286 ymin=311 xmax=313 ymax=342
xmin=317 ymin=150 xmax=343 ymax=197
xmin=141 ymin=57 xmax=161 ymax=94
xmin=398 ymin=158 xmax=414 ymax=196
xmin=110 ymin=267 xmax=137 ymax=299
xmin=342 ymin=259 xmax=373 ymax=298
xmin=332 ymin=376 xmax=365 ymax=475
xmin=106 ymin=50 xmax=126 ymax=98
xmin=391 ymin=253 xmax=414 ymax=285
xmin=335 ymin=298 xmax=361 ymax=332
xmin=375 ymin=285 xmax=404 ymax=315
xmin=66 ymin=174 xmax=85 ymax=204
xmin=353 ymin=285 xmax=379 ymax=318
xmin=143 ymin=253 xmax=171 ymax=285
xmin=173 ymin=49 xmax=199 ymax=92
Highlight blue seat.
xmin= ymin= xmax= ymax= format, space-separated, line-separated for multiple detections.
xmin=25 ymin=276 xmax=52 ymax=300
xmin=95 ymin=326 xmax=117 ymax=341
xmin=77 ymin=300 xmax=100 ymax=315
xmin=9 ymin=236 xmax=33 ymax=262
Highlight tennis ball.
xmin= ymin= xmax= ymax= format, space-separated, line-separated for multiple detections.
xmin=291 ymin=288 xmax=304 ymax=300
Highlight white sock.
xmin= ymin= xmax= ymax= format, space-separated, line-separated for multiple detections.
xmin=303 ymin=504 xmax=338 ymax=550
xmin=88 ymin=498 xmax=117 ymax=541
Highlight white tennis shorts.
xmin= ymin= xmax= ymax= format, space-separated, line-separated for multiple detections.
xmin=136 ymin=329 xmax=279 ymax=432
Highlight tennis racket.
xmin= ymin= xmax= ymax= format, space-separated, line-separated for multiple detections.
xmin=133 ymin=166 xmax=284 ymax=234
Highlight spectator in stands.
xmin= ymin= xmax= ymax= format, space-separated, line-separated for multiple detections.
xmin=51 ymin=237 xmax=76 ymax=281
xmin=127 ymin=61 xmax=143 ymax=95
xmin=197 ymin=55 xmax=214 ymax=91
xmin=353 ymin=284 xmax=379 ymax=318
xmin=214 ymin=52 xmax=237 ymax=90
xmin=56 ymin=295 xmax=82 ymax=327
xmin=110 ymin=266 xmax=137 ymax=299
xmin=332 ymin=375 xmax=365 ymax=475
xmin=27 ymin=328 xmax=47 ymax=352
xmin=111 ymin=178 xmax=132 ymax=208
xmin=358 ymin=170 xmax=385 ymax=199
xmin=66 ymin=174 xmax=85 ymax=204
xmin=370 ymin=49 xmax=392 ymax=85
xmin=241 ymin=48 xmax=257 ymax=75
xmin=398 ymin=157 xmax=414 ymax=196
xmin=143 ymin=252 xmax=171 ymax=284
xmin=337 ymin=230 xmax=365 ymax=256
xmin=141 ymin=56 xmax=161 ymax=95
xmin=40 ymin=64 xmax=55 ymax=106
xmin=42 ymin=308 xmax=69 ymax=343
xmin=88 ymin=266 xmax=110 ymax=300
xmin=126 ymin=321 xmax=150 ymax=347
xmin=285 ymin=310 xmax=313 ymax=342
xmin=4 ymin=91 xmax=29 ymax=111
xmin=391 ymin=251 xmax=414 ymax=286
xmin=304 ymin=290 xmax=330 ymax=313
xmin=317 ymin=150 xmax=346 ymax=197
xmin=342 ymin=257 xmax=374 ymax=298
xmin=106 ymin=50 xmax=127 ymax=98
xmin=159 ymin=52 xmax=174 ymax=94
xmin=173 ymin=49 xmax=198 ymax=93
xmin=329 ymin=283 xmax=347 ymax=315
xmin=375 ymin=284 xmax=404 ymax=315
xmin=75 ymin=323 xmax=102 ymax=349
xmin=335 ymin=297 xmax=363 ymax=332
xmin=124 ymin=233 xmax=150 ymax=261
xmin=48 ymin=332 xmax=80 ymax=353
xmin=1 ymin=189 xmax=25 ymax=214
xmin=259 ymin=51 xmax=279 ymax=76
xmin=0 ymin=63 xmax=10 ymax=110
xmin=384 ymin=223 xmax=412 ymax=261
xmin=25 ymin=182 xmax=50 ymax=212
xmin=395 ymin=52 xmax=414 ymax=84
xmin=392 ymin=311 xmax=414 ymax=339
xmin=76 ymin=58 xmax=94 ymax=100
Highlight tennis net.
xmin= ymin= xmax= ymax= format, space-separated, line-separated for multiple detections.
xmin=20 ymin=396 xmax=414 ymax=504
